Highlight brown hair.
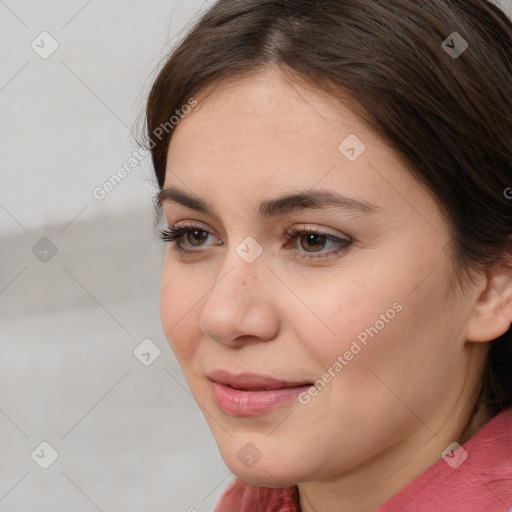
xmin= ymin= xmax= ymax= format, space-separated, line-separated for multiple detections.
xmin=141 ymin=0 xmax=512 ymax=416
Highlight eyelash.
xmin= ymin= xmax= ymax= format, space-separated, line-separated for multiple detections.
xmin=158 ymin=223 xmax=353 ymax=261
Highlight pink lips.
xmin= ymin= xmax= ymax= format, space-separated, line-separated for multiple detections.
xmin=208 ymin=370 xmax=313 ymax=416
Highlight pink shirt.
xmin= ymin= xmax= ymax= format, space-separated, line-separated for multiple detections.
xmin=214 ymin=408 xmax=512 ymax=511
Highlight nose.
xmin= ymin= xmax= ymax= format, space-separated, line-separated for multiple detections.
xmin=198 ymin=251 xmax=280 ymax=347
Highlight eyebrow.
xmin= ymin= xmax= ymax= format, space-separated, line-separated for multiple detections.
xmin=155 ymin=186 xmax=381 ymax=218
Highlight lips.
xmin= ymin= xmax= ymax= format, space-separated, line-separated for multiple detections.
xmin=208 ymin=369 xmax=312 ymax=390
xmin=208 ymin=370 xmax=314 ymax=416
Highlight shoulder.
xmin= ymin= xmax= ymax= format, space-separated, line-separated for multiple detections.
xmin=213 ymin=478 xmax=299 ymax=512
xmin=379 ymin=408 xmax=512 ymax=511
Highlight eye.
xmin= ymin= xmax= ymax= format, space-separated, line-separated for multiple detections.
xmin=158 ymin=223 xmax=221 ymax=253
xmin=158 ymin=223 xmax=353 ymax=260
xmin=283 ymin=226 xmax=353 ymax=260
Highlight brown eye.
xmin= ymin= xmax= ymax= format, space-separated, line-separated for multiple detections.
xmin=158 ymin=224 xmax=221 ymax=252
xmin=285 ymin=227 xmax=353 ymax=261
xmin=299 ymin=233 xmax=327 ymax=252
xmin=187 ymin=230 xmax=209 ymax=246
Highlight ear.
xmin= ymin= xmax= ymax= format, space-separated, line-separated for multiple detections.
xmin=465 ymin=247 xmax=512 ymax=343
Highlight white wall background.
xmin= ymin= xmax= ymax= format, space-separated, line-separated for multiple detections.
xmin=0 ymin=1 xmax=233 ymax=512
xmin=1 ymin=1 xmax=511 ymax=511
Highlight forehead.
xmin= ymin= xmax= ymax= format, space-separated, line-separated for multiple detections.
xmin=162 ymin=69 xmax=435 ymax=225
xmin=168 ymin=69 xmax=371 ymax=155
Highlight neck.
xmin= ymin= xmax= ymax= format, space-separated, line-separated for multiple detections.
xmin=296 ymin=401 xmax=494 ymax=512
xmin=458 ymin=400 xmax=493 ymax=445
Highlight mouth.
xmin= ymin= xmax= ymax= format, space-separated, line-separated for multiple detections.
xmin=208 ymin=369 xmax=313 ymax=389
xmin=208 ymin=370 xmax=314 ymax=416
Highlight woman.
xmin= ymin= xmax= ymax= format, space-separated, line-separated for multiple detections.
xmin=142 ymin=0 xmax=512 ymax=510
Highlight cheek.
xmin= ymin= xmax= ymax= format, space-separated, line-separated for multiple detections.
xmin=319 ymin=269 xmax=458 ymax=408
xmin=291 ymin=264 xmax=452 ymax=393
xmin=291 ymin=275 xmax=405 ymax=366
xmin=159 ymin=264 xmax=203 ymax=361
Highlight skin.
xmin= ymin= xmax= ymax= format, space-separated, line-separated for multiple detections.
xmin=158 ymin=68 xmax=512 ymax=512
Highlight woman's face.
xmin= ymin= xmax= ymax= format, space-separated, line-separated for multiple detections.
xmin=159 ymin=69 xmax=487 ymax=487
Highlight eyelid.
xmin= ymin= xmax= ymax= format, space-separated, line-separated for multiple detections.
xmin=168 ymin=220 xmax=350 ymax=240
xmin=165 ymin=221 xmax=351 ymax=246
xmin=171 ymin=220 xmax=222 ymax=240
xmin=288 ymin=223 xmax=351 ymax=241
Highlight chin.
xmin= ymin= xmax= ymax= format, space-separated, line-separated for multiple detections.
xmin=228 ymin=466 xmax=300 ymax=488
xmin=217 ymin=444 xmax=312 ymax=488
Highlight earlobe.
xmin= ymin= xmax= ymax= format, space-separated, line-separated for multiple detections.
xmin=465 ymin=264 xmax=512 ymax=343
